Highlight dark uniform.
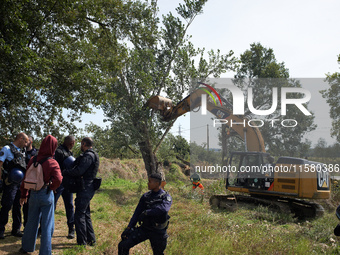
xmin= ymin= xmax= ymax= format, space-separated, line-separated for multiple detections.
xmin=54 ymin=144 xmax=75 ymax=234
xmin=23 ymin=146 xmax=38 ymax=227
xmin=118 ymin=189 xmax=172 ymax=255
xmin=63 ymin=148 xmax=99 ymax=246
xmin=25 ymin=147 xmax=38 ymax=165
xmin=0 ymin=143 xmax=26 ymax=238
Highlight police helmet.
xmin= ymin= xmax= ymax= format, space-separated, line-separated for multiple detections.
xmin=190 ymin=173 xmax=201 ymax=182
xmin=64 ymin=156 xmax=75 ymax=169
xmin=8 ymin=168 xmax=25 ymax=184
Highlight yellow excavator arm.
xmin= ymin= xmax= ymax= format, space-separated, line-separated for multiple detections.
xmin=148 ymin=87 xmax=330 ymax=217
xmin=147 ymin=88 xmax=265 ymax=152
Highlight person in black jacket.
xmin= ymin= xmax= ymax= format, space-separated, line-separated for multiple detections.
xmin=54 ymin=135 xmax=76 ymax=239
xmin=118 ymin=173 xmax=172 ymax=255
xmin=63 ymin=137 xmax=99 ymax=246
xmin=22 ymin=135 xmax=39 ymax=228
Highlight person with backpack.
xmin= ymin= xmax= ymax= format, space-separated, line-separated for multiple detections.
xmin=19 ymin=135 xmax=62 ymax=255
xmin=63 ymin=137 xmax=99 ymax=247
xmin=54 ymin=135 xmax=76 ymax=239
xmin=0 ymin=132 xmax=28 ymax=239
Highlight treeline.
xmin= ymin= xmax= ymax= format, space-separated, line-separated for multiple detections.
xmin=308 ymin=140 xmax=340 ymax=159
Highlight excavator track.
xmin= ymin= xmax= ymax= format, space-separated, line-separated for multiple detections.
xmin=209 ymin=194 xmax=324 ymax=219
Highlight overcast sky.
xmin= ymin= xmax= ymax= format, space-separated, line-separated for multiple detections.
xmin=159 ymin=0 xmax=340 ymax=77
xmin=81 ymin=0 xmax=340 ymax=147
xmin=161 ymin=0 xmax=340 ymax=146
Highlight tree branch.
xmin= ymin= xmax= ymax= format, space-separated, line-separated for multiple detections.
xmin=85 ymin=16 xmax=109 ymax=28
xmin=27 ymin=0 xmax=59 ymax=47
xmin=153 ymin=120 xmax=175 ymax=154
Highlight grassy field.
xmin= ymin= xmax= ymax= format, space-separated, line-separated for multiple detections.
xmin=1 ymin=158 xmax=340 ymax=254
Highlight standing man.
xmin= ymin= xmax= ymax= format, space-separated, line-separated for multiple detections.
xmin=63 ymin=137 xmax=99 ymax=246
xmin=23 ymin=135 xmax=39 ymax=227
xmin=54 ymin=135 xmax=76 ymax=239
xmin=118 ymin=173 xmax=172 ymax=255
xmin=0 ymin=132 xmax=28 ymax=239
xmin=25 ymin=136 xmax=38 ymax=165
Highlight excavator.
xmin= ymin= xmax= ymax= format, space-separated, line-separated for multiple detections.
xmin=147 ymin=84 xmax=330 ymax=218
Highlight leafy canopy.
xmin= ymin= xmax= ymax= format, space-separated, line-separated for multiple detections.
xmin=228 ymin=43 xmax=315 ymax=156
xmin=321 ymin=54 xmax=340 ymax=143
xmin=0 ymin=0 xmax=119 ymax=143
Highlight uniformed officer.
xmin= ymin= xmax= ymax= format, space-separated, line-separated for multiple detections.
xmin=118 ymin=173 xmax=172 ymax=255
xmin=0 ymin=132 xmax=28 ymax=239
xmin=54 ymin=135 xmax=76 ymax=239
xmin=63 ymin=137 xmax=99 ymax=246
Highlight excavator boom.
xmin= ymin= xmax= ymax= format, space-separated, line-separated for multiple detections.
xmin=147 ymin=85 xmax=330 ymax=219
xmin=147 ymin=88 xmax=265 ymax=152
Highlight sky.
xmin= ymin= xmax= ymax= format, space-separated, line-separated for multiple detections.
xmin=160 ymin=0 xmax=340 ymax=146
xmin=80 ymin=0 xmax=340 ymax=147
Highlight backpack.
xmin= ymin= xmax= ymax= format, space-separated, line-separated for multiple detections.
xmin=23 ymin=156 xmax=51 ymax=191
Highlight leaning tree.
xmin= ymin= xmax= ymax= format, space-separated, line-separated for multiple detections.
xmin=96 ymin=0 xmax=237 ymax=176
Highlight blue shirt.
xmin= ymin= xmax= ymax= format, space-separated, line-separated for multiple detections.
xmin=0 ymin=143 xmax=21 ymax=163
xmin=128 ymin=189 xmax=172 ymax=228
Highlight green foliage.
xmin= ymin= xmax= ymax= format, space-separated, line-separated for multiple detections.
xmin=190 ymin=141 xmax=222 ymax=165
xmin=96 ymin=0 xmax=237 ymax=174
xmin=205 ymin=178 xmax=225 ymax=197
xmin=309 ymin=139 xmax=340 ymax=158
xmin=235 ymin=42 xmax=289 ymax=79
xmin=157 ymin=133 xmax=190 ymax=163
xmin=230 ymin=43 xmax=316 ymax=156
xmin=85 ymin=123 xmax=140 ymax=159
xmin=321 ymin=59 xmax=340 ymax=142
xmin=165 ymin=163 xmax=186 ymax=184
xmin=0 ymin=0 xmax=111 ymax=141
xmin=172 ymin=135 xmax=190 ymax=159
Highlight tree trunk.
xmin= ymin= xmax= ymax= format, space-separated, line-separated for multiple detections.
xmin=138 ymin=123 xmax=165 ymax=180
xmin=139 ymin=140 xmax=159 ymax=176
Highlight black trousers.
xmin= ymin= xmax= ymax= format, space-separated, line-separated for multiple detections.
xmin=118 ymin=227 xmax=168 ymax=255
xmin=0 ymin=182 xmax=22 ymax=233
xmin=54 ymin=184 xmax=75 ymax=230
xmin=74 ymin=181 xmax=95 ymax=245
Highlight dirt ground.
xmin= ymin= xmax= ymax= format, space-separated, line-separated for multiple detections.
xmin=0 ymin=198 xmax=80 ymax=255
xmin=0 ymin=158 xmax=142 ymax=255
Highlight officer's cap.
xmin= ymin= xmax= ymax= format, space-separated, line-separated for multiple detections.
xmin=149 ymin=173 xmax=162 ymax=182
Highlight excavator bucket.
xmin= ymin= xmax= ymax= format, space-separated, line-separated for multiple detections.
xmin=147 ymin=95 xmax=173 ymax=111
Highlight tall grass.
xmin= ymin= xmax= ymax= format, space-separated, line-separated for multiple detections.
xmin=57 ymin=172 xmax=340 ymax=255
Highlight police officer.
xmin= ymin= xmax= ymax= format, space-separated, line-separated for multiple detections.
xmin=54 ymin=135 xmax=76 ymax=239
xmin=0 ymin=132 xmax=28 ymax=239
xmin=63 ymin=137 xmax=99 ymax=246
xmin=118 ymin=173 xmax=172 ymax=255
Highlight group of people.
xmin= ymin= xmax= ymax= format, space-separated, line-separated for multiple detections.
xmin=0 ymin=133 xmax=100 ymax=254
xmin=0 ymin=132 xmax=173 ymax=255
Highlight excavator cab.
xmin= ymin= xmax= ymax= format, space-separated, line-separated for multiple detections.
xmin=226 ymin=151 xmax=330 ymax=200
xmin=226 ymin=152 xmax=274 ymax=190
